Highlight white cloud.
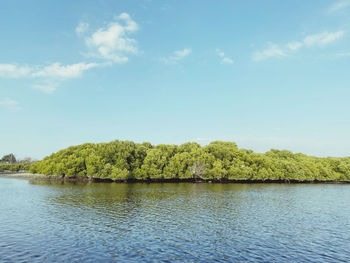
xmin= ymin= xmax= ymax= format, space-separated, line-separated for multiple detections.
xmin=335 ymin=52 xmax=350 ymax=57
xmin=0 ymin=64 xmax=31 ymax=78
xmin=303 ymin=31 xmax=344 ymax=46
xmin=329 ymin=0 xmax=350 ymax=12
xmin=286 ymin=41 xmax=303 ymax=51
xmin=32 ymin=62 xmax=98 ymax=79
xmin=0 ymin=62 xmax=98 ymax=80
xmin=75 ymin=22 xmax=89 ymax=36
xmin=216 ymin=49 xmax=234 ymax=64
xmin=253 ymin=43 xmax=287 ymax=61
xmin=222 ymin=57 xmax=233 ymax=64
xmin=84 ymin=13 xmax=139 ymax=63
xmin=161 ymin=48 xmax=192 ymax=64
xmin=0 ymin=98 xmax=21 ymax=111
xmin=0 ymin=62 xmax=98 ymax=94
xmin=0 ymin=16 xmax=134 ymax=94
xmin=173 ymin=48 xmax=192 ymax=60
xmin=254 ymin=30 xmax=345 ymax=61
xmin=32 ymin=83 xmax=58 ymax=94
xmin=116 ymin=13 xmax=138 ymax=32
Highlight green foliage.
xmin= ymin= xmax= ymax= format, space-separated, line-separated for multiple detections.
xmin=27 ymin=139 xmax=350 ymax=182
xmin=210 ymin=160 xmax=227 ymax=179
xmin=0 ymin=162 xmax=31 ymax=172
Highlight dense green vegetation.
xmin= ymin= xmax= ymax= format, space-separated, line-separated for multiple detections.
xmin=0 ymin=162 xmax=31 ymax=172
xmin=0 ymin=153 xmax=32 ymax=172
xmin=29 ymin=140 xmax=350 ymax=181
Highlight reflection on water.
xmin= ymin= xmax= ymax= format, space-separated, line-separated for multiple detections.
xmin=1 ymin=177 xmax=350 ymax=262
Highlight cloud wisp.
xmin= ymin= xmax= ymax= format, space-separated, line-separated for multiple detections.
xmin=329 ymin=0 xmax=350 ymax=12
xmin=335 ymin=52 xmax=350 ymax=57
xmin=75 ymin=22 xmax=89 ymax=36
xmin=31 ymin=83 xmax=58 ymax=94
xmin=161 ymin=48 xmax=192 ymax=64
xmin=0 ymin=62 xmax=99 ymax=93
xmin=0 ymin=97 xmax=21 ymax=111
xmin=303 ymin=31 xmax=344 ymax=47
xmin=32 ymin=62 xmax=99 ymax=79
xmin=0 ymin=64 xmax=32 ymax=78
xmin=253 ymin=43 xmax=287 ymax=61
xmin=253 ymin=30 xmax=345 ymax=61
xmin=216 ymin=49 xmax=233 ymax=64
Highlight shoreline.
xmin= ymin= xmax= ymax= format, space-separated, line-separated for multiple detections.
xmin=0 ymin=171 xmax=63 ymax=180
xmin=1 ymin=171 xmax=350 ymax=184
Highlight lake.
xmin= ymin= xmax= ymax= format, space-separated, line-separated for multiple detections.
xmin=0 ymin=177 xmax=350 ymax=262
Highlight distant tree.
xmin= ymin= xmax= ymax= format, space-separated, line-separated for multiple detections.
xmin=1 ymin=154 xmax=16 ymax=163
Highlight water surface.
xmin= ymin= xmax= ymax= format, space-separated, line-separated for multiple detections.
xmin=1 ymin=177 xmax=350 ymax=262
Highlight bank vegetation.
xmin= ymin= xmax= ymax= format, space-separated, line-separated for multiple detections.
xmin=25 ymin=140 xmax=350 ymax=182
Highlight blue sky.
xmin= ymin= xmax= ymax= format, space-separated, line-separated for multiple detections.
xmin=1 ymin=0 xmax=350 ymax=159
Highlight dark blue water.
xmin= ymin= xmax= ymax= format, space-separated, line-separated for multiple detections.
xmin=1 ymin=177 xmax=350 ymax=262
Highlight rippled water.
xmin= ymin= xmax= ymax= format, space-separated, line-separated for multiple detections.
xmin=1 ymin=177 xmax=350 ymax=262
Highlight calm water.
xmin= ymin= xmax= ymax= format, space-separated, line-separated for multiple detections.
xmin=1 ymin=177 xmax=350 ymax=262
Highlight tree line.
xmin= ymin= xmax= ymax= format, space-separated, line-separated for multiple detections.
xmin=26 ymin=140 xmax=350 ymax=181
xmin=0 ymin=154 xmax=32 ymax=171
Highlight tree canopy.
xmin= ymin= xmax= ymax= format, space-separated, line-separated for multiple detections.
xmin=0 ymin=154 xmax=32 ymax=171
xmin=1 ymin=153 xmax=16 ymax=163
xmin=27 ymin=140 xmax=350 ymax=182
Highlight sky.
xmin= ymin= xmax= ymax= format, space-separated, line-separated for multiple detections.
xmin=1 ymin=0 xmax=350 ymax=159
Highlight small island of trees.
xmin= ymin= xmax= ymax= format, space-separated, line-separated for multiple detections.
xmin=21 ymin=140 xmax=350 ymax=182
